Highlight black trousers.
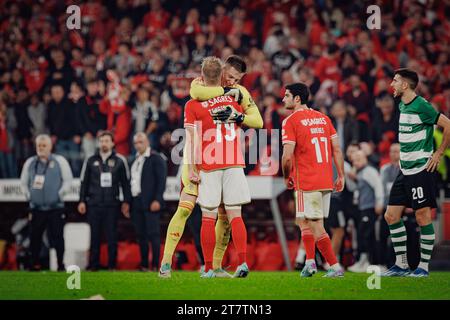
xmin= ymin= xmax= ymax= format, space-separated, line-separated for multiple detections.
xmin=131 ymin=197 xmax=161 ymax=269
xmin=87 ymin=205 xmax=120 ymax=269
xmin=356 ymin=208 xmax=376 ymax=263
xmin=30 ymin=208 xmax=65 ymax=269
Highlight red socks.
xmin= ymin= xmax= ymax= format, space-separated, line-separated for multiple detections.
xmin=201 ymin=217 xmax=216 ymax=272
xmin=316 ymin=233 xmax=337 ymax=266
xmin=301 ymin=228 xmax=315 ymax=260
xmin=231 ymin=217 xmax=247 ymax=265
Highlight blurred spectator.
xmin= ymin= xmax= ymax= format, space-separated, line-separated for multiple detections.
xmin=0 ymin=106 xmax=16 ymax=178
xmin=47 ymin=83 xmax=82 ymax=176
xmin=12 ymin=89 xmax=34 ymax=169
xmin=342 ymin=75 xmax=371 ymax=126
xmin=75 ymin=79 xmax=107 ymax=161
xmin=347 ymin=150 xmax=384 ymax=272
xmin=314 ymin=44 xmax=341 ymax=83
xmin=270 ymin=36 xmax=299 ymax=78
xmin=27 ymin=93 xmax=48 ymax=139
xmin=45 ymin=48 xmax=74 ymax=90
xmin=190 ymin=33 xmax=212 ymax=65
xmin=209 ymin=4 xmax=232 ymax=36
xmin=110 ymin=42 xmax=136 ymax=78
xmin=372 ymin=93 xmax=399 ymax=167
xmin=330 ymin=100 xmax=359 ymax=152
xmin=379 ymin=143 xmax=401 ymax=267
xmin=101 ymin=71 xmax=132 ymax=156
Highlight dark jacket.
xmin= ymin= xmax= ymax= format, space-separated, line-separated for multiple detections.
xmin=47 ymin=98 xmax=80 ymax=140
xmin=331 ymin=116 xmax=360 ymax=151
xmin=79 ymin=151 xmax=131 ymax=207
xmin=77 ymin=95 xmax=107 ymax=136
xmin=131 ymin=150 xmax=167 ymax=210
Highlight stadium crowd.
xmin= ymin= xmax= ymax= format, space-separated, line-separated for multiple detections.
xmin=0 ymin=0 xmax=449 ymax=270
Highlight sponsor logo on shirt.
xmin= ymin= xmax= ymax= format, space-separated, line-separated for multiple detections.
xmin=300 ymin=117 xmax=327 ymax=126
xmin=206 ymin=95 xmax=234 ymax=107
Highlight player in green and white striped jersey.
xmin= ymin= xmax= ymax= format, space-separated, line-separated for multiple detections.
xmin=383 ymin=68 xmax=450 ymax=277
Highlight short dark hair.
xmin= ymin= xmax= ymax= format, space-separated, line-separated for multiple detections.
xmin=50 ymin=82 xmax=64 ymax=90
xmin=225 ymin=55 xmax=247 ymax=73
xmin=285 ymin=83 xmax=309 ymax=104
xmin=394 ymin=68 xmax=419 ymax=90
xmin=98 ymin=130 xmax=114 ymax=142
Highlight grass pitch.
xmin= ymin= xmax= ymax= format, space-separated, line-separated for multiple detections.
xmin=0 ymin=271 xmax=449 ymax=300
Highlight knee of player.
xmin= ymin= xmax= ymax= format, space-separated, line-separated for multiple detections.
xmin=384 ymin=210 xmax=396 ymax=224
xmin=331 ymin=227 xmax=345 ymax=236
xmin=224 ymin=205 xmax=242 ymax=221
xmin=201 ymin=207 xmax=219 ymax=219
xmin=415 ymin=208 xmax=431 ymax=225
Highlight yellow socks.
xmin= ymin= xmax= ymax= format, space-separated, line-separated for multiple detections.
xmin=161 ymin=201 xmax=194 ymax=266
xmin=212 ymin=214 xmax=231 ymax=269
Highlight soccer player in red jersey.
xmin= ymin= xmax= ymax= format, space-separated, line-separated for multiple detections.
xmin=281 ymin=83 xmax=346 ymax=277
xmin=184 ymin=57 xmax=251 ymax=278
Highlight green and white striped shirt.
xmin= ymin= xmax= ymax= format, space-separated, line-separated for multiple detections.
xmin=398 ymin=95 xmax=440 ymax=175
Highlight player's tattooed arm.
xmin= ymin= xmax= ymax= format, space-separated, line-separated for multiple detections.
xmin=282 ymin=143 xmax=295 ymax=189
xmin=428 ymin=114 xmax=450 ymax=172
xmin=331 ymin=136 xmax=345 ymax=192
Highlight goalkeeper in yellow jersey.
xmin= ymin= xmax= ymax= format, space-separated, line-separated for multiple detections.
xmin=159 ymin=55 xmax=263 ymax=278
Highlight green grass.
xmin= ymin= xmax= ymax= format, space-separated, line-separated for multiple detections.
xmin=0 ymin=271 xmax=450 ymax=300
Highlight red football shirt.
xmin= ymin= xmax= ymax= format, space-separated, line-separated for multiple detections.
xmin=184 ymin=97 xmax=245 ymax=172
xmin=282 ymin=108 xmax=337 ymax=191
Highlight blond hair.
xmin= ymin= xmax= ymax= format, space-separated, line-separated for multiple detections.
xmin=201 ymin=56 xmax=223 ymax=85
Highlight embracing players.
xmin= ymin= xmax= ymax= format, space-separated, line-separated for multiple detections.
xmin=281 ymin=83 xmax=345 ymax=278
xmin=184 ymin=56 xmax=251 ymax=278
xmin=159 ymin=55 xmax=261 ymax=278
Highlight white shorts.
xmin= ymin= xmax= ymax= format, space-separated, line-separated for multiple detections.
xmin=294 ymin=190 xmax=331 ymax=219
xmin=197 ymin=167 xmax=251 ymax=209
